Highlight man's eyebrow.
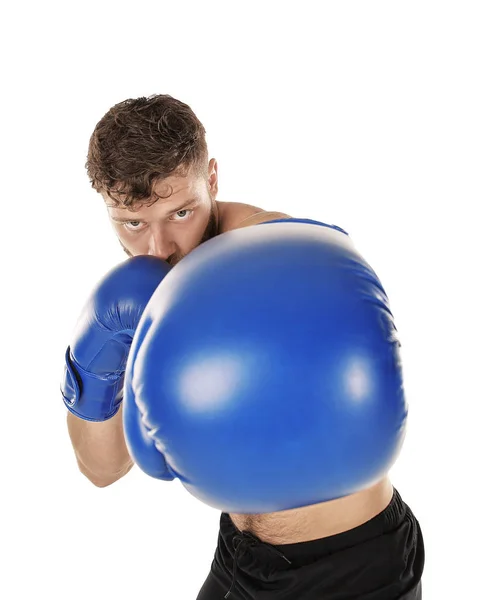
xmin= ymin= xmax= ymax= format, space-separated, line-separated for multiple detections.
xmin=109 ymin=216 xmax=139 ymax=223
xmin=108 ymin=198 xmax=200 ymax=222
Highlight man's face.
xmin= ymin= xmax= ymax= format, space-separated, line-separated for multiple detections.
xmin=104 ymin=160 xmax=219 ymax=266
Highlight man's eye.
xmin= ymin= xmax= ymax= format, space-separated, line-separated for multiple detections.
xmin=123 ymin=221 xmax=145 ymax=232
xmin=171 ymin=209 xmax=193 ymax=221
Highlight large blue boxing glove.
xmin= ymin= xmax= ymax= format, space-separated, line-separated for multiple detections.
xmin=61 ymin=256 xmax=171 ymax=422
xmin=122 ymin=310 xmax=176 ymax=481
xmin=123 ymin=218 xmax=408 ymax=514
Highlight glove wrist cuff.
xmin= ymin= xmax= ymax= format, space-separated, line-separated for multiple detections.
xmin=61 ymin=347 xmax=123 ymax=422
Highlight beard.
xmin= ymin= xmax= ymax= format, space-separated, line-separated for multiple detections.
xmin=119 ymin=200 xmax=219 ymax=265
xmin=200 ymin=203 xmax=219 ymax=243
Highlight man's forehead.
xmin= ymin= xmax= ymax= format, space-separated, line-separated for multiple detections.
xmin=104 ymin=174 xmax=203 ymax=210
xmin=153 ymin=174 xmax=201 ymax=198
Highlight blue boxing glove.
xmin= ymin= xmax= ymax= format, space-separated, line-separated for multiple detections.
xmin=61 ymin=256 xmax=171 ymax=422
xmin=122 ymin=313 xmax=176 ymax=481
xmin=123 ymin=219 xmax=408 ymax=514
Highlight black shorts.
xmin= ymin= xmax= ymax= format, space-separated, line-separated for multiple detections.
xmin=196 ymin=488 xmax=424 ymax=599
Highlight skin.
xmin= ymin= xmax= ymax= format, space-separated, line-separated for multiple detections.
xmin=104 ymin=158 xmax=287 ymax=265
xmin=93 ymin=156 xmax=394 ymax=544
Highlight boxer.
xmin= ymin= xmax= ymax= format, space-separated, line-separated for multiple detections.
xmin=62 ymin=96 xmax=424 ymax=599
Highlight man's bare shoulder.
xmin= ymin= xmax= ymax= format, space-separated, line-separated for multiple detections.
xmin=217 ymin=201 xmax=291 ymax=234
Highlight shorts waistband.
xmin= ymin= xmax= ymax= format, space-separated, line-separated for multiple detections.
xmin=221 ymin=487 xmax=407 ymax=565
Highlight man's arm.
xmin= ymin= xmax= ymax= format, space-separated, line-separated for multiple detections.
xmin=67 ymin=408 xmax=134 ymax=487
xmin=62 ymin=257 xmax=171 ymax=488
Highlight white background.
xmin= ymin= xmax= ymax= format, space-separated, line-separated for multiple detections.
xmin=2 ymin=1 xmax=494 ymax=598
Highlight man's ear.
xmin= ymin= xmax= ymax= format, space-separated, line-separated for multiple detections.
xmin=207 ymin=158 xmax=219 ymax=198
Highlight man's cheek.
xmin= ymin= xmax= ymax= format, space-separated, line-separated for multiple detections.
xmin=118 ymin=238 xmax=133 ymax=257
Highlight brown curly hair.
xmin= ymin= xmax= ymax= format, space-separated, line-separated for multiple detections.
xmin=86 ymin=95 xmax=208 ymax=209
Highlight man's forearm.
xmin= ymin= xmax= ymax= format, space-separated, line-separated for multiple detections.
xmin=67 ymin=406 xmax=134 ymax=486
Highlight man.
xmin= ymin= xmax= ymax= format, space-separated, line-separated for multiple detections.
xmin=65 ymin=94 xmax=424 ymax=598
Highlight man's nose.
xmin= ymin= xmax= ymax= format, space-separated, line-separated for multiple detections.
xmin=148 ymin=231 xmax=177 ymax=261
